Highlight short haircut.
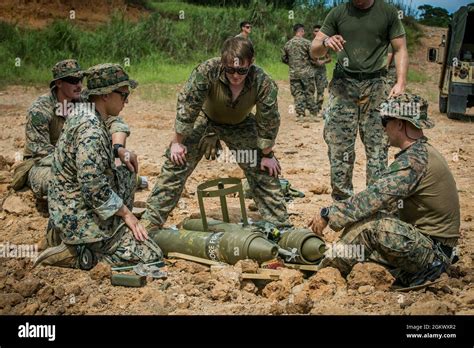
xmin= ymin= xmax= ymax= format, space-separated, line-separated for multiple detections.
xmin=240 ymin=21 xmax=251 ymax=29
xmin=313 ymin=24 xmax=322 ymax=30
xmin=293 ymin=23 xmax=304 ymax=33
xmin=221 ymin=37 xmax=255 ymax=66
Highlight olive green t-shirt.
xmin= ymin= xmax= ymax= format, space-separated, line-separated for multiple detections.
xmin=321 ymin=0 xmax=405 ymax=73
xmin=400 ymin=143 xmax=460 ymax=243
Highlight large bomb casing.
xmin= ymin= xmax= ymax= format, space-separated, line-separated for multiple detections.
xmin=149 ymin=219 xmax=278 ymax=265
xmin=277 ymin=229 xmax=326 ymax=264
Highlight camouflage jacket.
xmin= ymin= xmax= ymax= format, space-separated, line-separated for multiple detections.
xmin=281 ymin=36 xmax=315 ymax=79
xmin=25 ymin=91 xmax=130 ymax=159
xmin=328 ymin=138 xmax=460 ymax=240
xmin=175 ymin=57 xmax=281 ymax=149
xmin=48 ymin=107 xmax=124 ymax=244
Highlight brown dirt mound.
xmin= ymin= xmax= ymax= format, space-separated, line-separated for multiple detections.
xmin=0 ymin=0 xmax=149 ymax=29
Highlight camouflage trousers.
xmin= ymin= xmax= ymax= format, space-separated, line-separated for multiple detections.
xmin=314 ymin=69 xmax=328 ymax=113
xmin=143 ymin=115 xmax=290 ymax=228
xmin=320 ymin=215 xmax=443 ymax=277
xmin=90 ymin=223 xmax=163 ymax=267
xmin=323 ymin=76 xmax=390 ymax=201
xmin=290 ymin=77 xmax=318 ymax=117
xmin=48 ymin=166 xmax=162 ymax=267
xmin=28 ymin=159 xmax=53 ymax=199
xmin=387 ymin=66 xmax=397 ymax=87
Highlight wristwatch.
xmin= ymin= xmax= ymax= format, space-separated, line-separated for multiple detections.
xmin=320 ymin=207 xmax=330 ymax=222
xmin=262 ymin=151 xmax=274 ymax=159
xmin=113 ymin=144 xmax=124 ymax=158
xmin=323 ymin=37 xmax=330 ymax=47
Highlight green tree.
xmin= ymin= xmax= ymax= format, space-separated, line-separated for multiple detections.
xmin=417 ymin=4 xmax=451 ymax=27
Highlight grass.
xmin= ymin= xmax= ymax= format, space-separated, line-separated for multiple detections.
xmin=407 ymin=69 xmax=428 ymax=83
xmin=0 ymin=1 xmax=423 ymax=86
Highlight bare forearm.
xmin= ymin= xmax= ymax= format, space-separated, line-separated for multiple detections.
xmin=311 ymin=39 xmax=328 ymax=60
xmin=394 ymin=48 xmax=408 ymax=86
xmin=262 ymin=146 xmax=273 ymax=155
xmin=172 ymin=132 xmax=184 ymax=144
xmin=112 ymin=132 xmax=127 ymax=147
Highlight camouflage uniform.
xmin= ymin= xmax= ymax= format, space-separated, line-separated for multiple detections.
xmin=235 ymin=33 xmax=252 ymax=44
xmin=47 ymin=64 xmax=162 ymax=267
xmin=324 ymin=73 xmax=390 ymax=200
xmin=320 ymin=94 xmax=460 ymax=282
xmin=142 ymin=57 xmax=289 ymax=228
xmin=281 ymin=37 xmax=318 ymax=119
xmin=312 ymin=57 xmax=329 ymax=113
xmin=320 ymin=0 xmax=406 ymax=200
xmin=386 ymin=45 xmax=397 ymax=87
xmin=23 ymin=59 xmax=130 ymax=198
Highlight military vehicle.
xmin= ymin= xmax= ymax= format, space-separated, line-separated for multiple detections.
xmin=427 ymin=4 xmax=474 ymax=119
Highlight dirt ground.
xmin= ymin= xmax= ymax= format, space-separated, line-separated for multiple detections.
xmin=0 ymin=0 xmax=147 ymax=28
xmin=0 ymin=25 xmax=473 ymax=315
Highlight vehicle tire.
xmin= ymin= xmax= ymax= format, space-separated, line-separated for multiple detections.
xmin=447 ymin=112 xmax=462 ymax=120
xmin=439 ymin=95 xmax=448 ymax=113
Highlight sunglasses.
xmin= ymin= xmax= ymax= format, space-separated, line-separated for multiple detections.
xmin=244 ymin=25 xmax=252 ymax=29
xmin=112 ymin=90 xmax=130 ymax=101
xmin=61 ymin=76 xmax=83 ymax=85
xmin=381 ymin=116 xmax=396 ymax=127
xmin=224 ymin=66 xmax=250 ymax=75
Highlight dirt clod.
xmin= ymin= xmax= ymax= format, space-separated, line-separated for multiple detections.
xmin=347 ymin=263 xmax=394 ymax=291
xmin=89 ymin=262 xmax=111 ymax=281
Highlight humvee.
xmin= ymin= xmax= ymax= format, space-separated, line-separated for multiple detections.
xmin=427 ymin=4 xmax=474 ymax=119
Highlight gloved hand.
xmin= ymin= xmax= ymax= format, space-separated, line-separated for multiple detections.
xmin=198 ymin=132 xmax=222 ymax=160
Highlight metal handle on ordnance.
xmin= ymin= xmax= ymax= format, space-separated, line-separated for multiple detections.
xmin=196 ymin=177 xmax=248 ymax=231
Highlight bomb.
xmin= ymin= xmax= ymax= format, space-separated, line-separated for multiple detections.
xmin=149 ymin=220 xmax=278 ymax=265
xmin=277 ymin=229 xmax=326 ymax=264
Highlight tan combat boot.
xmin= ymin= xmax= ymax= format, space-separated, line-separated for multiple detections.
xmin=33 ymin=242 xmax=78 ymax=268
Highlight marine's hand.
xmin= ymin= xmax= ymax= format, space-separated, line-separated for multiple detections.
xmin=117 ymin=147 xmax=138 ymax=173
xmin=170 ymin=142 xmax=187 ymax=166
xmin=325 ymin=35 xmax=346 ymax=52
xmin=388 ymin=81 xmax=406 ymax=98
xmin=307 ymin=214 xmax=328 ymax=237
xmin=260 ymin=156 xmax=281 ymax=177
xmin=116 ymin=205 xmax=149 ymax=242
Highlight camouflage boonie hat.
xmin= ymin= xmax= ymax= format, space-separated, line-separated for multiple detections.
xmin=82 ymin=63 xmax=137 ymax=98
xmin=380 ymin=93 xmax=434 ymax=129
xmin=49 ymin=59 xmax=84 ymax=89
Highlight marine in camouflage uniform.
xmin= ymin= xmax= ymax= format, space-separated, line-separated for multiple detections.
xmin=35 ymin=64 xmax=162 ymax=269
xmin=386 ymin=45 xmax=397 ymax=87
xmin=312 ymin=25 xmax=331 ymax=115
xmin=281 ymin=24 xmax=318 ymax=122
xmin=22 ymin=59 xmax=130 ymax=198
xmin=310 ymin=94 xmax=460 ymax=287
xmin=235 ymin=20 xmax=252 ymax=43
xmin=313 ymin=61 xmax=329 ymax=114
xmin=142 ymin=38 xmax=289 ymax=229
xmin=314 ymin=0 xmax=408 ymax=201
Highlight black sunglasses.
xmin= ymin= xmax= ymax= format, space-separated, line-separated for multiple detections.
xmin=244 ymin=25 xmax=252 ymax=28
xmin=224 ymin=66 xmax=250 ymax=75
xmin=381 ymin=116 xmax=396 ymax=127
xmin=61 ymin=76 xmax=83 ymax=85
xmin=112 ymin=90 xmax=130 ymax=101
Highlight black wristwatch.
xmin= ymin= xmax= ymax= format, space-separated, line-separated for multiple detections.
xmin=113 ymin=144 xmax=124 ymax=158
xmin=262 ymin=151 xmax=274 ymax=159
xmin=320 ymin=207 xmax=330 ymax=222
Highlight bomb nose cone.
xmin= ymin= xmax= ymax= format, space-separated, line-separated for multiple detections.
xmin=301 ymin=237 xmax=326 ymax=262
xmin=247 ymin=237 xmax=278 ymax=262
